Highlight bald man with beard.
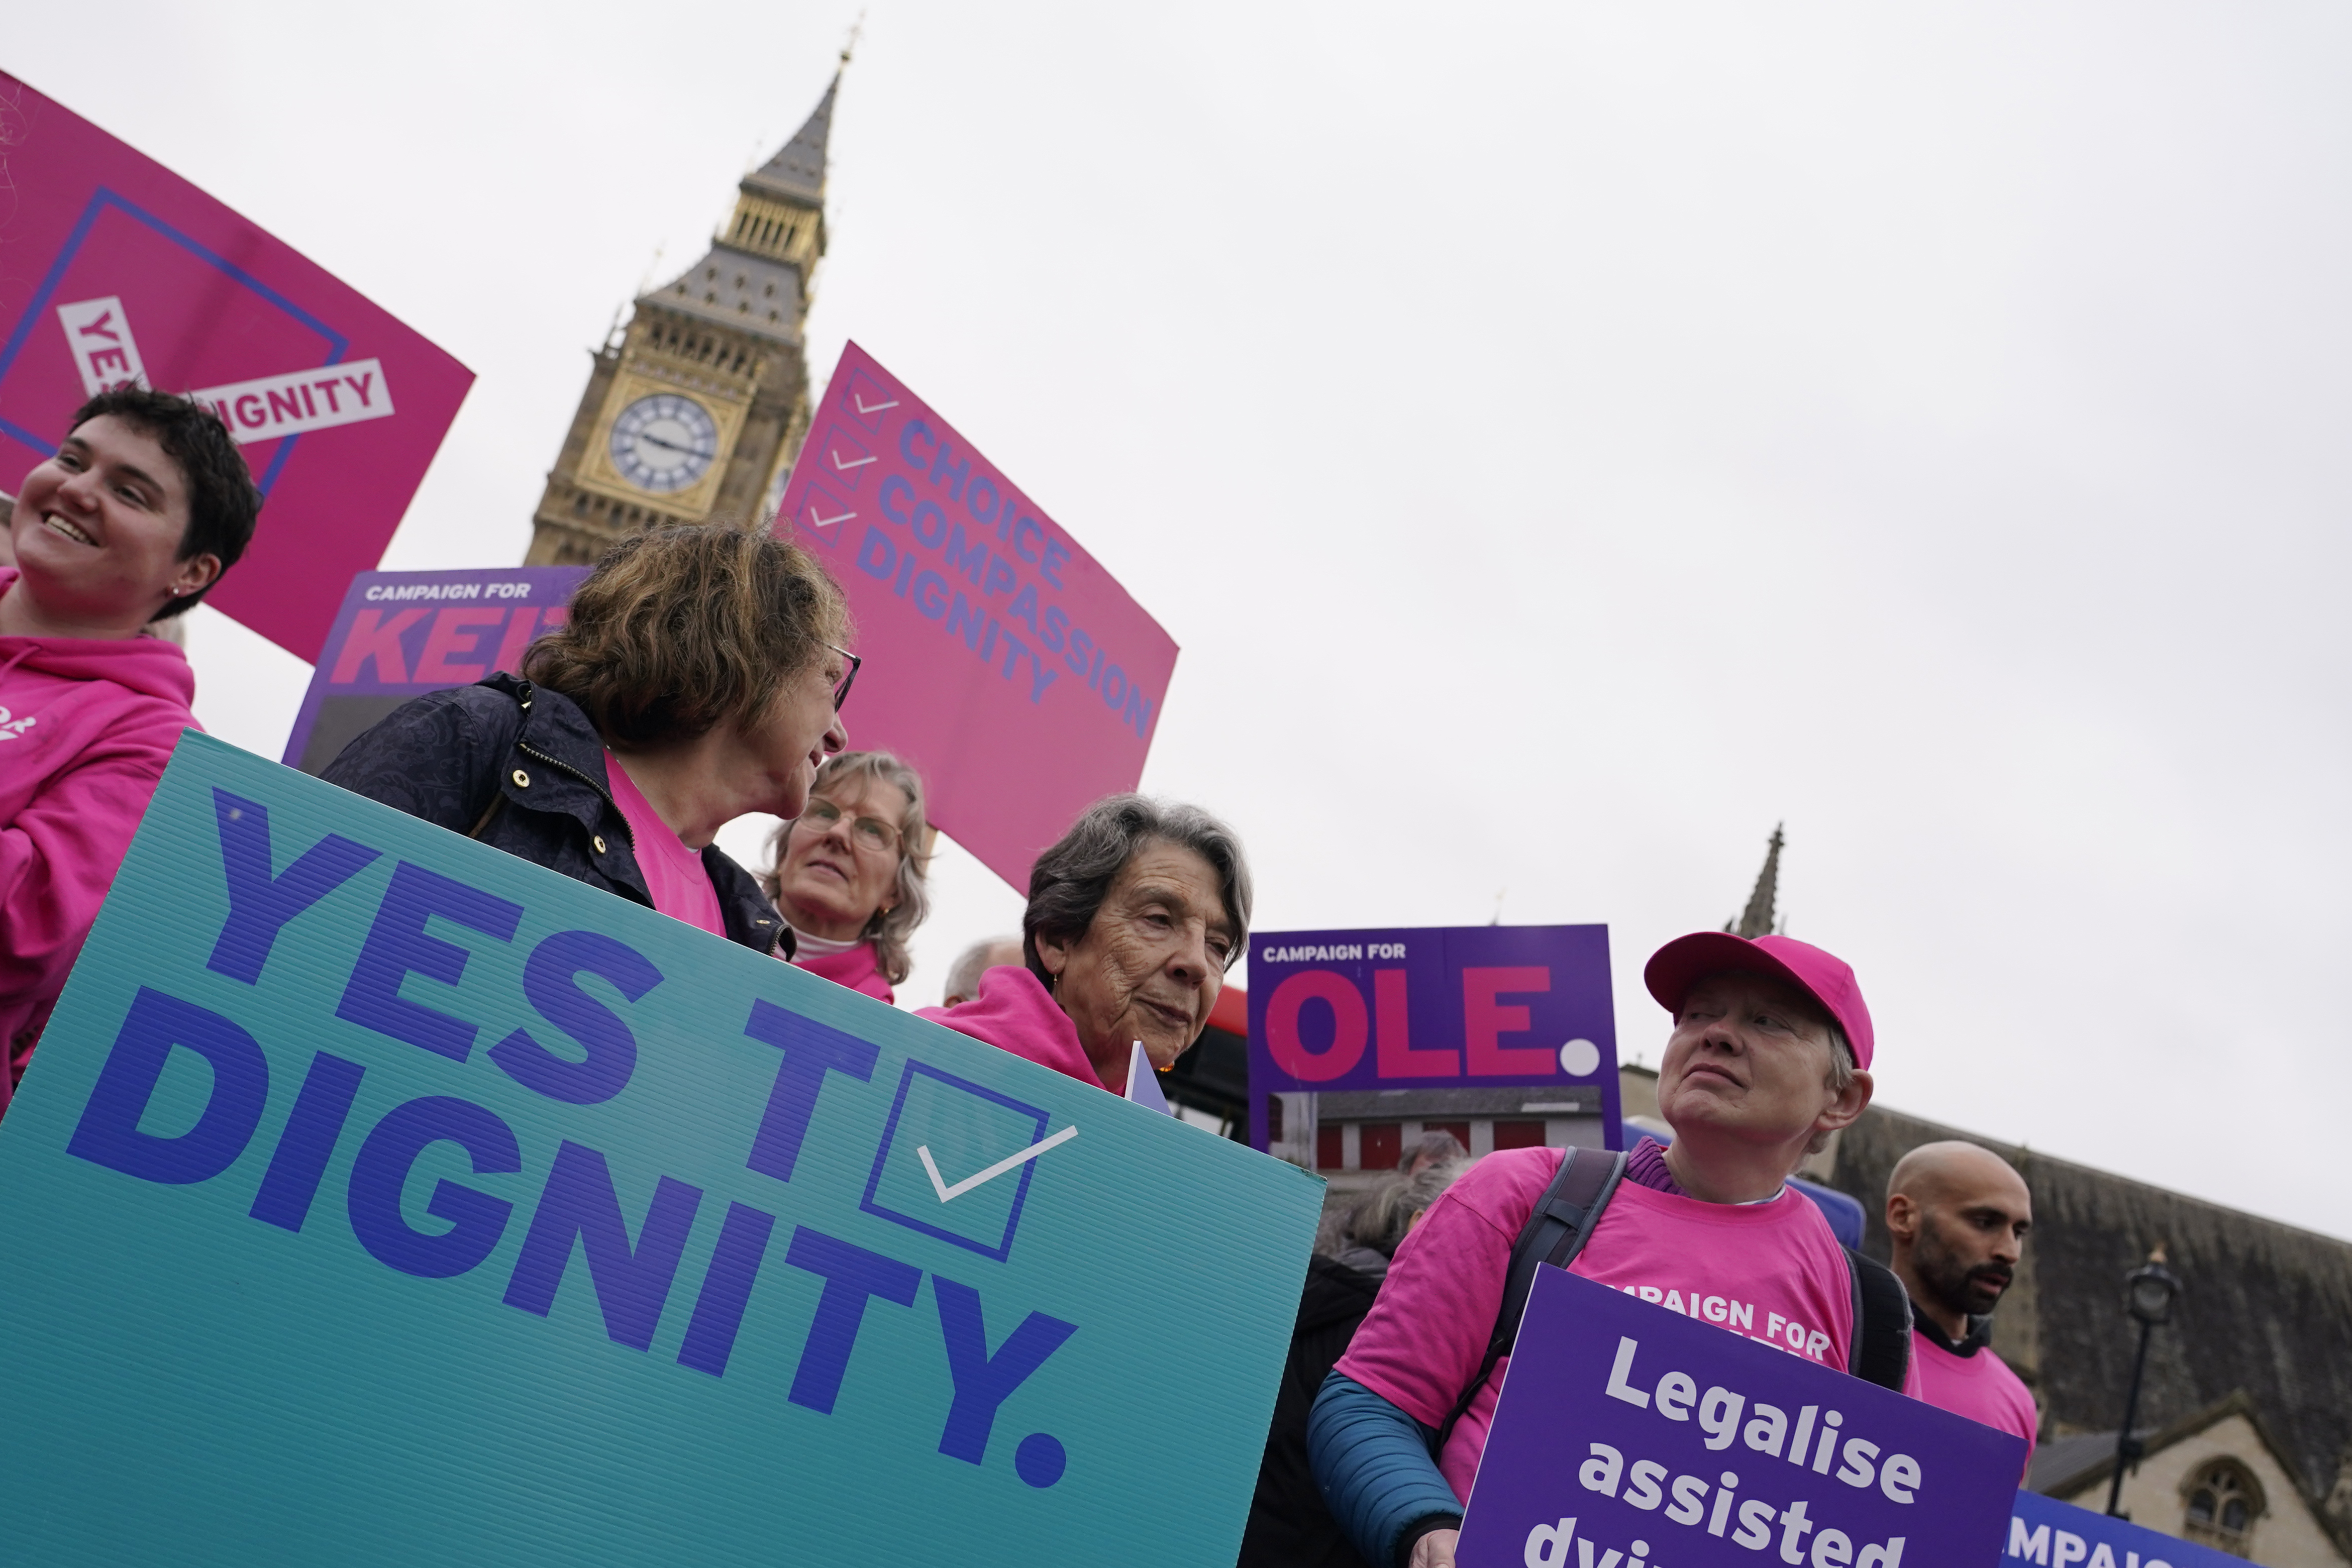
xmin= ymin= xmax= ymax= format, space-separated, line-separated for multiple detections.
xmin=1886 ymin=1141 xmax=2038 ymax=1460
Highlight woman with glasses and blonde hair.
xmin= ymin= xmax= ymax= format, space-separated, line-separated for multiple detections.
xmin=324 ymin=523 xmax=853 ymax=957
xmin=760 ymin=751 xmax=931 ymax=1002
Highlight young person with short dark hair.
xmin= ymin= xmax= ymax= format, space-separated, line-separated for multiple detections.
xmin=0 ymin=389 xmax=262 ymax=1113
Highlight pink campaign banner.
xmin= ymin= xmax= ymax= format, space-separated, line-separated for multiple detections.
xmin=776 ymin=342 xmax=1176 ymax=890
xmin=0 ymin=73 xmax=472 ymax=663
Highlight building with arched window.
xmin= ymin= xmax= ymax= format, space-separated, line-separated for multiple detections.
xmin=2186 ymin=1456 xmax=2265 ymax=1553
xmin=1825 ymin=1100 xmax=2352 ymax=1568
xmin=2023 ymin=1392 xmax=2344 ymax=1566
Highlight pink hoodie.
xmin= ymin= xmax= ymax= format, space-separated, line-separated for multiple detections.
xmin=915 ymin=964 xmax=1111 ymax=1091
xmin=0 ymin=567 xmax=198 ymax=1114
xmin=793 ymin=938 xmax=896 ymax=1004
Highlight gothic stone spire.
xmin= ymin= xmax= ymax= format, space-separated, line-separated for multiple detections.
xmin=643 ymin=73 xmax=842 ymax=345
xmin=1727 ymin=823 xmax=1785 ymax=939
xmin=742 ymin=70 xmax=839 ymax=210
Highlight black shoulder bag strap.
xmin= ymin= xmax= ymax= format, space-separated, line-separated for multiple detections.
xmin=1431 ymin=1145 xmax=1629 ymax=1454
xmin=1844 ymin=1247 xmax=1915 ymax=1391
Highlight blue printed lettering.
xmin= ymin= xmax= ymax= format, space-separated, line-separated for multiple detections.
xmin=335 ymin=862 xmax=523 ymax=1062
xmin=898 ymin=418 xmax=936 ymax=469
xmin=678 ymin=1201 xmax=780 ymax=1377
xmin=1041 ymin=539 xmax=1071 ymax=589
xmin=1029 ymin=659 xmax=1060 ymax=704
xmin=1123 ymin=682 xmax=1156 ymax=738
xmin=207 ymin=789 xmax=380 ymax=985
xmin=911 ymin=501 xmax=948 ymax=550
xmin=346 ymin=1096 xmax=520 ymax=1279
xmin=250 ymin=1052 xmax=367 ymax=1231
xmin=879 ymin=472 xmax=914 ymax=525
xmin=1101 ymin=664 xmax=1128 ymax=707
xmin=1066 ymin=628 xmax=1094 ymax=677
xmin=945 ymin=525 xmax=988 ymax=586
xmin=912 ymin=570 xmax=949 ymax=619
xmin=966 ymin=474 xmax=1000 ymax=525
xmin=741 ymin=999 xmax=878 ymax=1183
xmin=67 ymin=987 xmax=271 ymax=1186
xmin=1006 ymin=583 xmax=1042 ymax=637
xmin=1012 ymin=514 xmax=1045 ymax=564
xmin=983 ymin=555 xmax=1016 ymax=599
xmin=783 ymin=1226 xmax=921 ymax=1414
xmin=1041 ymin=604 xmax=1068 ymax=653
xmin=947 ymin=593 xmax=988 ymax=654
xmin=856 ymin=527 xmax=896 ymax=581
xmin=929 ymin=441 xmax=971 ymax=501
xmin=502 ymin=1139 xmax=704 ymax=1350
xmin=933 ymin=1275 xmax=1077 ymax=1464
xmin=998 ymin=630 xmax=1031 ymax=682
xmin=487 ymin=929 xmax=663 ymax=1105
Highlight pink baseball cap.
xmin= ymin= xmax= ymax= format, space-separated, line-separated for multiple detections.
xmin=1643 ymin=932 xmax=1875 ymax=1071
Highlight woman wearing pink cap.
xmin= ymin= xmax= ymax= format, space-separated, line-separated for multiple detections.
xmin=1308 ymin=932 xmax=1911 ymax=1568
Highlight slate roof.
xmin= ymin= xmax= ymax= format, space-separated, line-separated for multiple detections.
xmin=2030 ymin=1429 xmax=2147 ymax=1496
xmin=645 ymin=249 xmax=807 ymax=344
xmin=1823 ymin=1106 xmax=2352 ymax=1519
xmin=744 ymin=71 xmax=837 ymax=209
xmin=636 ymin=71 xmax=840 ymax=343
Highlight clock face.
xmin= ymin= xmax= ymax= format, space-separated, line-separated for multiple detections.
xmin=608 ymin=393 xmax=720 ymax=493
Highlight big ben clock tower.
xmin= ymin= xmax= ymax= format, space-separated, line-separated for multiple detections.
xmin=524 ymin=66 xmax=842 ymax=564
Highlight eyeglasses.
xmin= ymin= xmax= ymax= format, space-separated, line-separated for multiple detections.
xmin=826 ymin=644 xmax=861 ymax=712
xmin=800 ymin=797 xmax=900 ymax=855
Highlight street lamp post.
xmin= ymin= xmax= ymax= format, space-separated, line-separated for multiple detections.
xmin=2105 ymin=1248 xmax=2182 ymax=1519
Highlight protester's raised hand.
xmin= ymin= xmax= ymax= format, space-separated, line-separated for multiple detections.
xmin=1410 ymin=1526 xmax=1460 ymax=1567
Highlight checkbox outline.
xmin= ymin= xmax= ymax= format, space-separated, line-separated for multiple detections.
xmin=0 ymin=188 xmax=346 ymax=493
xmin=859 ymin=1059 xmax=1052 ymax=1263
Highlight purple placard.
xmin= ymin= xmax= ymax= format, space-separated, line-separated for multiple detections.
xmin=1458 ymin=1270 xmax=2024 ymax=1568
xmin=1245 ymin=925 xmax=1619 ymax=1150
xmin=2006 ymin=1489 xmax=2239 ymax=1568
xmin=280 ymin=568 xmax=589 ymax=777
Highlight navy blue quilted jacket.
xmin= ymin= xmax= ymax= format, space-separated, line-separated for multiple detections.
xmin=319 ymin=672 xmax=789 ymax=958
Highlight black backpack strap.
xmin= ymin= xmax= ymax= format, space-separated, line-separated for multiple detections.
xmin=1844 ymin=1247 xmax=1914 ymax=1391
xmin=1431 ymin=1145 xmax=1628 ymax=1453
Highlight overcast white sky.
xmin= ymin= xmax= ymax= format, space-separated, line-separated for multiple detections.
xmin=12 ymin=3 xmax=2350 ymax=1238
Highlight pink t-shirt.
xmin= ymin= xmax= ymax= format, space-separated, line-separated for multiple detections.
xmin=1912 ymin=1330 xmax=2036 ymax=1472
xmin=1337 ymin=1145 xmax=1906 ymax=1500
xmin=602 ymin=753 xmax=724 ymax=936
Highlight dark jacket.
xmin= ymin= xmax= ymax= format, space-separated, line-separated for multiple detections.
xmin=320 ymin=673 xmax=788 ymax=958
xmin=1238 ymin=1254 xmax=1384 ymax=1568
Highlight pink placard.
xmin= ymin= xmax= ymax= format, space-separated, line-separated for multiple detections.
xmin=777 ymin=342 xmax=1178 ymax=890
xmin=0 ymin=73 xmax=472 ymax=663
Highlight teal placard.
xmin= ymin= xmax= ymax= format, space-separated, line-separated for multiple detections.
xmin=0 ymin=734 xmax=1322 ymax=1566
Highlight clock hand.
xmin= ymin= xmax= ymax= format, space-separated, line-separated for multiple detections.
xmin=635 ymin=432 xmax=711 ymax=457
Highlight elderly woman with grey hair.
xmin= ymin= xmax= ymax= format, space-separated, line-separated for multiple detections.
xmin=762 ymin=750 xmax=932 ymax=1003
xmin=917 ymin=793 xmax=1250 ymax=1093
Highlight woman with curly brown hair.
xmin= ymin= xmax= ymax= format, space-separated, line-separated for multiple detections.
xmin=759 ymin=750 xmax=931 ymax=1002
xmin=322 ymin=523 xmax=851 ymax=956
